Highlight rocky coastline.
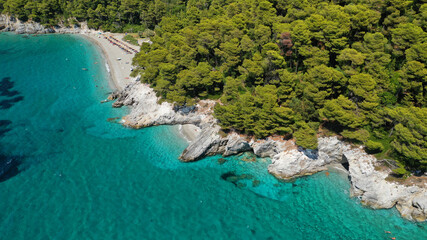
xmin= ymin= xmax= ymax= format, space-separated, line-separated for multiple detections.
xmin=0 ymin=14 xmax=84 ymax=34
xmin=3 ymin=13 xmax=425 ymax=222
xmin=110 ymin=81 xmax=427 ymax=222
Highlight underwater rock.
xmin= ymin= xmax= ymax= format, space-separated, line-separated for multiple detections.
xmin=217 ymin=158 xmax=226 ymax=165
xmin=252 ymin=180 xmax=261 ymax=187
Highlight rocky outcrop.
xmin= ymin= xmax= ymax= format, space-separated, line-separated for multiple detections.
xmin=317 ymin=137 xmax=350 ymax=164
xmin=268 ymin=137 xmax=350 ymax=179
xmin=268 ymin=149 xmax=328 ymax=179
xmin=111 ymin=81 xmax=207 ymax=128
xmin=411 ymin=194 xmax=427 ymax=221
xmin=179 ymin=125 xmax=226 ymax=162
xmin=179 ymin=129 xmax=252 ymax=161
xmin=346 ymin=147 xmax=427 ymax=222
xmin=251 ymin=140 xmax=279 ymax=158
xmin=223 ymin=133 xmax=252 ymax=157
xmin=178 ymin=129 xmax=427 ymax=221
xmin=0 ymin=14 xmax=86 ymax=34
xmin=0 ymin=15 xmax=47 ymax=34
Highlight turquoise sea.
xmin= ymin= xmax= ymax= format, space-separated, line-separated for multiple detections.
xmin=0 ymin=33 xmax=425 ymax=239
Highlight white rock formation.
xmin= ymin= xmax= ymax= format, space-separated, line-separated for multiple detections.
xmin=345 ymin=147 xmax=427 ymax=221
xmin=0 ymin=14 xmax=87 ymax=34
xmin=111 ymin=81 xmax=207 ymax=128
xmin=268 ymin=137 xmax=350 ymax=179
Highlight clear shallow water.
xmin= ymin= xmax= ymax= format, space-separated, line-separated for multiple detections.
xmin=0 ymin=33 xmax=425 ymax=240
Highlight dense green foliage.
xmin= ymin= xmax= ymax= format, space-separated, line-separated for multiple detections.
xmin=2 ymin=0 xmax=426 ymax=171
xmin=131 ymin=0 xmax=427 ymax=171
xmin=123 ymin=34 xmax=138 ymax=45
xmin=0 ymin=0 xmax=186 ymax=31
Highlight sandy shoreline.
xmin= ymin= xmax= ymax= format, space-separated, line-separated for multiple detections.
xmin=81 ymin=31 xmax=201 ymax=142
xmin=81 ymin=31 xmax=138 ymax=91
xmin=178 ymin=124 xmax=201 ymax=142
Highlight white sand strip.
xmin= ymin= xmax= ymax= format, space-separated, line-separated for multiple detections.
xmin=81 ymin=31 xmax=139 ymax=91
xmin=179 ymin=124 xmax=201 ymax=142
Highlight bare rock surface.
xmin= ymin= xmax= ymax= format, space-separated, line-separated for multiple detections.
xmin=251 ymin=140 xmax=279 ymax=158
xmin=345 ymin=147 xmax=427 ymax=222
xmin=1 ymin=14 xmax=86 ymax=34
xmin=223 ymin=133 xmax=251 ymax=157
xmin=179 ymin=125 xmax=224 ymax=162
xmin=111 ymin=82 xmax=205 ymax=128
xmin=268 ymin=149 xmax=328 ymax=179
xmin=267 ymin=137 xmax=348 ymax=179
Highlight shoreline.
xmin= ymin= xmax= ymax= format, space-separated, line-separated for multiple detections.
xmin=2 ymin=19 xmax=426 ymax=223
xmin=80 ymin=32 xmax=137 ymax=91
xmin=0 ymin=14 xmax=136 ymax=91
xmin=81 ymin=32 xmax=202 ymax=142
xmin=80 ymin=34 xmax=120 ymax=91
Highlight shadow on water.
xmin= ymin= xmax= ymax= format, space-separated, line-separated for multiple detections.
xmin=0 ymin=154 xmax=22 ymax=183
xmin=0 ymin=119 xmax=12 ymax=137
xmin=0 ymin=77 xmax=24 ymax=182
xmin=0 ymin=96 xmax=24 ymax=109
xmin=0 ymin=48 xmax=13 ymax=55
xmin=0 ymin=77 xmax=23 ymax=109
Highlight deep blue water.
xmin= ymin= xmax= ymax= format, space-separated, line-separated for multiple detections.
xmin=0 ymin=33 xmax=426 ymax=239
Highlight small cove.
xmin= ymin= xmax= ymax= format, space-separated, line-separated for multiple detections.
xmin=0 ymin=33 xmax=426 ymax=239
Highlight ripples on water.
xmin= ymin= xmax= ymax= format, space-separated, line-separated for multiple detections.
xmin=0 ymin=33 xmax=425 ymax=240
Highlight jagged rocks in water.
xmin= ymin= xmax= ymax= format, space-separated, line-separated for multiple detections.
xmin=111 ymin=82 xmax=203 ymax=128
xmin=110 ymin=79 xmax=427 ymax=222
xmin=108 ymin=90 xmax=120 ymax=101
xmin=346 ymin=147 xmax=427 ymax=222
xmin=268 ymin=149 xmax=328 ymax=180
xmin=252 ymin=180 xmax=261 ymax=187
xmin=223 ymin=133 xmax=251 ymax=157
xmin=0 ymin=158 xmax=13 ymax=177
xmin=179 ymin=125 xmax=226 ymax=162
xmin=217 ymin=158 xmax=226 ymax=165
xmin=220 ymin=171 xmax=255 ymax=187
xmin=251 ymin=140 xmax=278 ymax=158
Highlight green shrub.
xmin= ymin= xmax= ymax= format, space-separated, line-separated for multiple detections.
xmin=142 ymin=29 xmax=155 ymax=38
xmin=392 ymin=162 xmax=411 ymax=178
xmin=365 ymin=140 xmax=384 ymax=153
xmin=294 ymin=122 xmax=318 ymax=150
xmin=122 ymin=35 xmax=138 ymax=46
xmin=341 ymin=129 xmax=370 ymax=143
xmin=123 ymin=24 xmax=145 ymax=33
